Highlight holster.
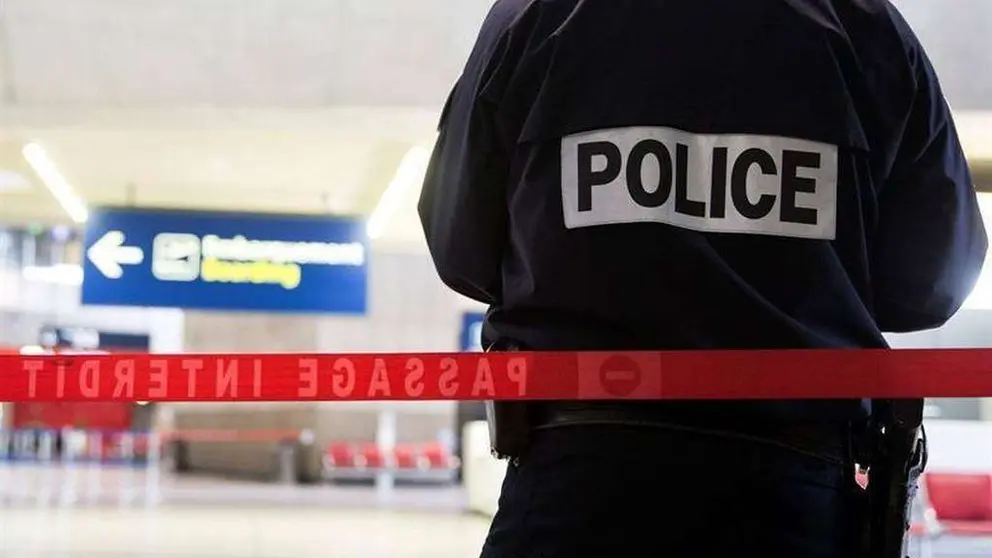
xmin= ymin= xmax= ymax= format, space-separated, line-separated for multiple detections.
xmin=484 ymin=340 xmax=532 ymax=462
xmin=864 ymin=398 xmax=928 ymax=558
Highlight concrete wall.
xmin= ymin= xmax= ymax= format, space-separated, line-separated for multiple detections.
xmin=180 ymin=250 xmax=475 ymax=354
xmin=173 ymin=249 xmax=483 ymax=480
xmin=171 ymin=404 xmax=320 ymax=480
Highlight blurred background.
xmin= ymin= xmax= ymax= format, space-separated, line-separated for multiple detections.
xmin=0 ymin=1 xmax=991 ymax=557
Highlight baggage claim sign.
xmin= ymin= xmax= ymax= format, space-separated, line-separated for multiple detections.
xmin=81 ymin=208 xmax=368 ymax=313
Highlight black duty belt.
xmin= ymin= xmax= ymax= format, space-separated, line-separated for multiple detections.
xmin=529 ymin=402 xmax=851 ymax=464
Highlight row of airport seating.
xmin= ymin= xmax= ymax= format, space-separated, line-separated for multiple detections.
xmin=5 ymin=428 xmax=463 ymax=479
xmin=323 ymin=441 xmax=459 ymax=473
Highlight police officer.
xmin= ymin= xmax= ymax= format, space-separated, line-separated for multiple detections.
xmin=419 ymin=0 xmax=988 ymax=556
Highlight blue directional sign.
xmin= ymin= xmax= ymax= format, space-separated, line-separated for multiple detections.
xmin=81 ymin=207 xmax=368 ymax=314
xmin=460 ymin=312 xmax=486 ymax=352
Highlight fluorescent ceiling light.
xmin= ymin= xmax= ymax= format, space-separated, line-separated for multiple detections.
xmin=366 ymin=144 xmax=432 ymax=240
xmin=22 ymin=142 xmax=89 ymax=224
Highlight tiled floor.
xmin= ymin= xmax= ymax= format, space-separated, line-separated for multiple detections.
xmin=2 ymin=464 xmax=991 ymax=558
xmin=0 ymin=463 xmax=467 ymax=510
xmin=0 ymin=463 xmax=490 ymax=558
xmin=0 ymin=506 xmax=491 ymax=558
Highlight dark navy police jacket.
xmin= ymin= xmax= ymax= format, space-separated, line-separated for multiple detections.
xmin=419 ymin=0 xmax=988 ymax=423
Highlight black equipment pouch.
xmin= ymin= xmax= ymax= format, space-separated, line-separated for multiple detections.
xmin=865 ymin=398 xmax=928 ymax=558
xmin=484 ymin=340 xmax=532 ymax=462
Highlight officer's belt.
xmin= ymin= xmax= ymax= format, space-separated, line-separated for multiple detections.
xmin=529 ymin=402 xmax=850 ymax=463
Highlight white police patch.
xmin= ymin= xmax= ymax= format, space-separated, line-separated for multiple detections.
xmin=561 ymin=126 xmax=839 ymax=240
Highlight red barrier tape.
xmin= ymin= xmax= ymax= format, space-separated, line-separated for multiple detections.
xmin=1 ymin=350 xmax=992 ymax=403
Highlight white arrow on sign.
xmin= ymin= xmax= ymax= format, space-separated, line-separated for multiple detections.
xmin=86 ymin=230 xmax=145 ymax=279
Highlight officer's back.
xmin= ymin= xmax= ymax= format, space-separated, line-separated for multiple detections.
xmin=421 ymin=0 xmax=986 ymax=418
xmin=419 ymin=1 xmax=987 ymax=556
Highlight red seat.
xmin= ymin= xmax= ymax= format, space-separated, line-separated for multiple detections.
xmin=421 ymin=442 xmax=453 ymax=469
xmin=924 ymin=473 xmax=992 ymax=537
xmin=325 ymin=443 xmax=356 ymax=468
xmin=925 ymin=473 xmax=992 ymax=521
xmin=393 ymin=444 xmax=417 ymax=469
xmin=359 ymin=443 xmax=386 ymax=469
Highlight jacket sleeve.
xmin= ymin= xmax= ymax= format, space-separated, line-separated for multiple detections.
xmin=417 ymin=14 xmax=514 ymax=306
xmin=871 ymin=28 xmax=988 ymax=332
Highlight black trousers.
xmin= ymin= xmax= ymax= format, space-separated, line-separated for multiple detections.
xmin=480 ymin=423 xmax=863 ymax=558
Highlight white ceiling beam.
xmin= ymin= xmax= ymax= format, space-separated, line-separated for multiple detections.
xmin=0 ymin=105 xmax=442 ymax=133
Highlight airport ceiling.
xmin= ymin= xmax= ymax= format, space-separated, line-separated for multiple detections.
xmin=0 ymin=0 xmax=990 ymax=249
xmin=0 ymin=0 xmax=494 ymax=248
